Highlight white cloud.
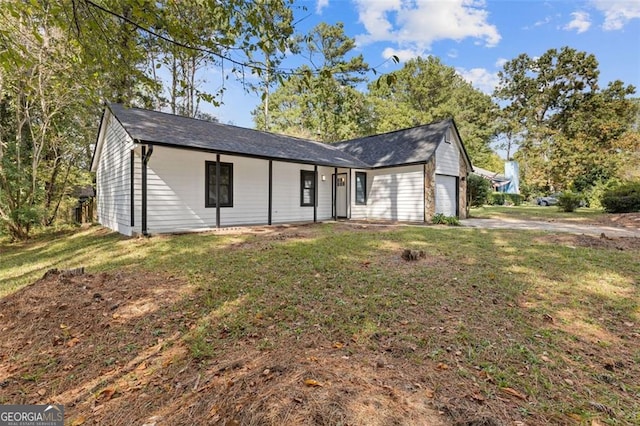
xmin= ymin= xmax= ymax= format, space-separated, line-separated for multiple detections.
xmin=354 ymin=0 xmax=501 ymax=59
xmin=354 ymin=0 xmax=402 ymax=44
xmin=316 ymin=0 xmax=329 ymax=14
xmin=592 ymin=0 xmax=640 ymax=30
xmin=448 ymin=48 xmax=459 ymax=58
xmin=495 ymin=57 xmax=508 ymax=68
xmin=534 ymin=16 xmax=553 ymax=27
xmin=382 ymin=47 xmax=424 ymax=62
xmin=456 ymin=67 xmax=499 ymax=94
xmin=564 ymin=11 xmax=591 ymax=33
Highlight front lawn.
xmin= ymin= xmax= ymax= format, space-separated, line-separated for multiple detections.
xmin=1 ymin=224 xmax=638 ymax=425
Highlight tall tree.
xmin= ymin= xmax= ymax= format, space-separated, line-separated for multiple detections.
xmin=245 ymin=0 xmax=297 ymax=130
xmin=0 ymin=0 xmax=299 ymax=238
xmin=367 ymin=57 xmax=500 ymax=169
xmin=0 ymin=1 xmax=96 ymax=239
xmin=494 ymin=46 xmax=637 ymax=191
xmin=254 ymin=22 xmax=371 ymax=142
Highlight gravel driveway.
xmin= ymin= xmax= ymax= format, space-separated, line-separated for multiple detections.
xmin=460 ymin=218 xmax=640 ymax=238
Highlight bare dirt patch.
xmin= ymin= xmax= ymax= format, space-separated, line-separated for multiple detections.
xmin=547 ymin=212 xmax=640 ymax=230
xmin=534 ymin=233 xmax=640 ymax=250
xmin=0 ymin=269 xmax=450 ymax=425
xmin=588 ymin=212 xmax=640 ymax=229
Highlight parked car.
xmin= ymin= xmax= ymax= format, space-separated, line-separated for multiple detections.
xmin=536 ymin=193 xmax=560 ymax=206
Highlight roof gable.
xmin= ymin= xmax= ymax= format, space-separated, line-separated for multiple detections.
xmin=335 ymin=119 xmax=456 ymax=168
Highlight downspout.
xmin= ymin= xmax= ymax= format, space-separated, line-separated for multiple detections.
xmin=268 ymin=160 xmax=273 ymax=225
xmin=130 ymin=150 xmax=135 ymax=227
xmin=423 ymin=162 xmax=427 ymax=223
xmin=348 ymin=168 xmax=352 ymax=219
xmin=333 ymin=167 xmax=337 ymax=220
xmin=216 ymin=154 xmax=221 ymax=229
xmin=313 ymin=165 xmax=318 ymax=223
xmin=141 ymin=144 xmax=154 ymax=236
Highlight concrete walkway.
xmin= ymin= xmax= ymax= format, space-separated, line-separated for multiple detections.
xmin=460 ymin=218 xmax=640 ymax=238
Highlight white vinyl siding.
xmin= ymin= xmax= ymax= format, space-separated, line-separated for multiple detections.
xmin=95 ymin=114 xmax=134 ymax=236
xmin=351 ymin=165 xmax=424 ymax=221
xmin=435 ymin=175 xmax=457 ymax=216
xmin=435 ymin=131 xmax=460 ymax=176
xmin=271 ymin=163 xmax=333 ymax=224
xmin=144 ymin=148 xmax=269 ymax=233
xmin=132 ymin=148 xmax=142 ymax=235
xmin=317 ymin=166 xmax=333 ymax=220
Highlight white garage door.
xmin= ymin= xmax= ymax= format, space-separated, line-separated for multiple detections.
xmin=435 ymin=175 xmax=457 ymax=216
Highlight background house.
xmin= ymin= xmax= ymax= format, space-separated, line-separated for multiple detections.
xmin=473 ymin=162 xmax=520 ymax=194
xmin=91 ymin=104 xmax=472 ymax=236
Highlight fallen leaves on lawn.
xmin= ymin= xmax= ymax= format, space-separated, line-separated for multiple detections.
xmin=470 ymin=392 xmax=485 ymax=403
xmin=66 ymin=337 xmax=80 ymax=347
xmin=69 ymin=416 xmax=86 ymax=426
xmin=500 ymin=387 xmax=527 ymax=400
xmin=566 ymin=413 xmax=582 ymax=422
xmin=303 ymin=379 xmax=322 ymax=387
xmin=589 ymin=401 xmax=615 ymax=417
xmin=97 ymin=386 xmax=117 ymax=401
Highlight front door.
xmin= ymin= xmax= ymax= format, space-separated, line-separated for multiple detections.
xmin=334 ymin=173 xmax=348 ymax=218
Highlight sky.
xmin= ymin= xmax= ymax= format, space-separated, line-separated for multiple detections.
xmin=205 ymin=0 xmax=640 ymax=128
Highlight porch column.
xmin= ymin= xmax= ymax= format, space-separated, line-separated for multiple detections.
xmin=333 ymin=167 xmax=338 ymax=220
xmin=215 ymin=154 xmax=220 ymax=229
xmin=268 ymin=160 xmax=273 ymax=225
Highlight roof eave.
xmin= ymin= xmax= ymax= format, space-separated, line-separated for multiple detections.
xmin=90 ymin=108 xmax=109 ymax=173
xmin=134 ymin=139 xmax=370 ymax=169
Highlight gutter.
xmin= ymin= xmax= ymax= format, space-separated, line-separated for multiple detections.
xmin=141 ymin=144 xmax=154 ymax=236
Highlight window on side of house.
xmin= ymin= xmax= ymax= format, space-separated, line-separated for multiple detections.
xmin=355 ymin=172 xmax=367 ymax=205
xmin=300 ymin=170 xmax=315 ymax=207
xmin=205 ymin=161 xmax=233 ymax=207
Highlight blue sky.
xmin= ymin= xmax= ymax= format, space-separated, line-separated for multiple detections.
xmin=206 ymin=0 xmax=640 ymax=128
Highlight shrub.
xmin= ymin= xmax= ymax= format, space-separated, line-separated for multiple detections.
xmin=468 ymin=174 xmax=491 ymax=207
xmin=600 ymin=182 xmax=640 ymax=213
xmin=557 ymin=191 xmax=583 ymax=212
xmin=432 ymin=213 xmax=460 ymax=226
xmin=488 ymin=192 xmax=505 ymax=205
xmin=581 ymin=179 xmax=619 ymax=209
xmin=504 ymin=193 xmax=523 ymax=206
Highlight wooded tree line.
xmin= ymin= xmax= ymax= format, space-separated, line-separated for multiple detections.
xmin=256 ymin=33 xmax=638 ymax=199
xmin=1 ymin=1 xmax=637 ymax=239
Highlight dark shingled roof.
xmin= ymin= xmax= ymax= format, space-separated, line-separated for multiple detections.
xmin=108 ymin=103 xmax=370 ymax=168
xmin=334 ymin=119 xmax=452 ymax=168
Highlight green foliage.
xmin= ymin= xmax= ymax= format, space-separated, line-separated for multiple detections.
xmin=431 ymin=213 xmax=460 ymax=226
xmin=600 ymin=182 xmax=640 ymax=213
xmin=253 ymin=22 xmax=370 ymax=142
xmin=0 ymin=0 xmax=298 ymax=239
xmin=557 ymin=191 xmax=583 ymax=212
xmin=468 ymin=174 xmax=491 ymax=207
xmin=488 ymin=192 xmax=506 ymax=206
xmin=367 ymin=57 xmax=499 ymax=168
xmin=494 ymin=47 xmax=638 ymax=193
xmin=504 ymin=193 xmax=523 ymax=206
xmin=583 ymin=179 xmax=620 ymax=209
